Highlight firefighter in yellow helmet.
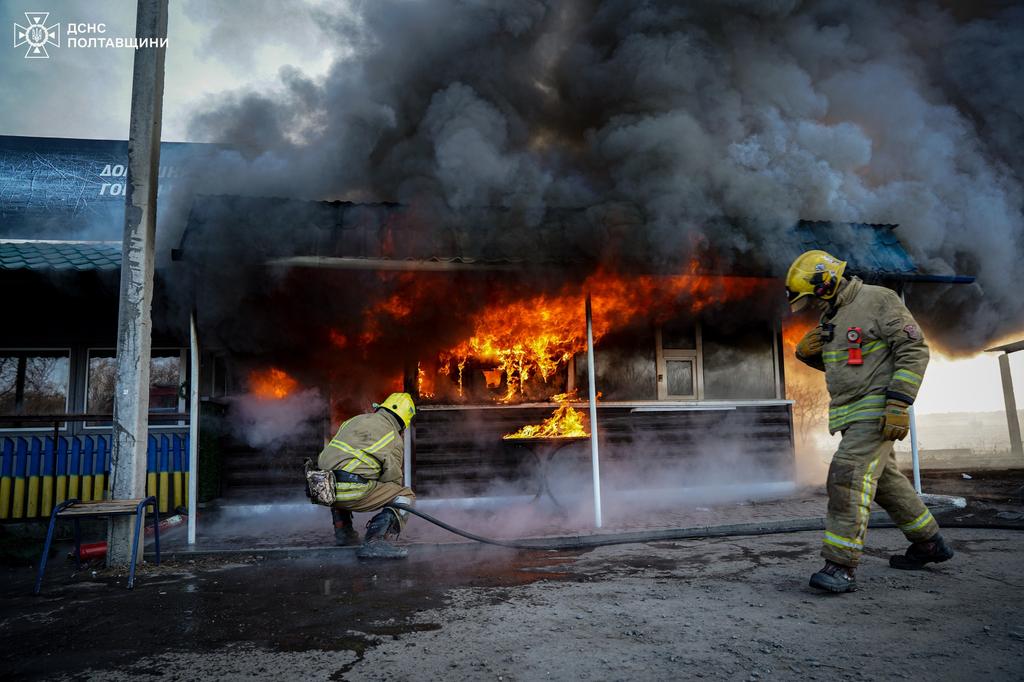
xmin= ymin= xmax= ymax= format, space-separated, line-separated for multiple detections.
xmin=318 ymin=392 xmax=417 ymax=559
xmin=786 ymin=250 xmax=953 ymax=592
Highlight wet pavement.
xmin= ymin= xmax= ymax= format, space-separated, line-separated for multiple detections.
xmin=1 ymin=543 xmax=579 ymax=680
xmin=2 ymin=473 xmax=1021 ymax=680
xmin=2 ymin=525 xmax=1023 ymax=681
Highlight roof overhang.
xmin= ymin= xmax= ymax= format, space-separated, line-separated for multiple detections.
xmin=0 ymin=239 xmax=121 ymax=272
xmin=985 ymin=339 xmax=1024 ymax=354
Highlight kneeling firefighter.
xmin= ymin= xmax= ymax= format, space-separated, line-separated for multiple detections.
xmin=786 ymin=250 xmax=954 ymax=593
xmin=316 ymin=392 xmax=417 ymax=559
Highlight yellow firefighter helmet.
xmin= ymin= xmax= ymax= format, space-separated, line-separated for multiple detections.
xmin=785 ymin=250 xmax=847 ymax=312
xmin=374 ymin=392 xmax=416 ymax=428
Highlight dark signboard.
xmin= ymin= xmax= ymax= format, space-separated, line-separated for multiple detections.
xmin=0 ymin=135 xmax=206 ymax=239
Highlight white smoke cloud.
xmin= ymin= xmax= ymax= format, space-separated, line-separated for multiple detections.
xmin=228 ymin=388 xmax=324 ymax=449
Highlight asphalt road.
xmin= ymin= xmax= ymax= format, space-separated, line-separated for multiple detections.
xmin=2 ymin=526 xmax=1022 ymax=681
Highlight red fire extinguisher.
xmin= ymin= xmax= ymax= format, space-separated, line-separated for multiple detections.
xmin=846 ymin=327 xmax=863 ymax=365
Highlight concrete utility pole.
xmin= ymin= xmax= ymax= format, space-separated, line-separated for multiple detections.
xmin=108 ymin=0 xmax=169 ymax=566
xmin=997 ymin=353 xmax=1023 ymax=458
xmin=985 ymin=340 xmax=1024 ymax=461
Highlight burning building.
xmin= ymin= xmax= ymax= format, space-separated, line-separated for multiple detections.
xmin=5 ymin=1 xmax=1021 ymax=522
xmin=0 ymin=134 xmax=978 ymax=520
xmin=168 ymin=194 xmax=968 ymax=504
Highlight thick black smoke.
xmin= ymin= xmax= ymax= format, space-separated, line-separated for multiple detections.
xmin=172 ymin=0 xmax=1024 ymax=354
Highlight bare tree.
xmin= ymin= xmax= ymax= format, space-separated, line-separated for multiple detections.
xmin=788 ymin=380 xmax=830 ymax=448
xmin=784 ymin=359 xmax=830 ymax=452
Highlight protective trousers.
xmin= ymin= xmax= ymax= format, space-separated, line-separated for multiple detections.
xmin=823 ymin=421 xmax=939 ymax=566
xmin=332 ymin=481 xmax=416 ymax=530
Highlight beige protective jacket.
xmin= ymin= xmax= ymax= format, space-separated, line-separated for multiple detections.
xmin=796 ymin=277 xmax=929 ymax=433
xmin=317 ymin=410 xmax=405 ymax=483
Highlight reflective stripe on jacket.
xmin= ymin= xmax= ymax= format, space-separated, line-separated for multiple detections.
xmin=317 ymin=410 xmax=405 ymax=485
xmin=800 ymin=277 xmax=930 ymax=434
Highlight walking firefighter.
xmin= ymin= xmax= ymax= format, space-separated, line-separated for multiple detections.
xmin=785 ymin=250 xmax=955 ymax=593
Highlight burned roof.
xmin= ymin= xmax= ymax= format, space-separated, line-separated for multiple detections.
xmin=0 ymin=239 xmax=121 ymax=272
xmin=789 ymin=221 xmax=914 ymax=278
xmin=174 ymin=195 xmax=971 ymax=283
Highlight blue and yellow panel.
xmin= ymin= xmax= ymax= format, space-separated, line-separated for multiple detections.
xmin=0 ymin=432 xmax=191 ymax=520
xmin=0 ymin=439 xmax=13 ymax=520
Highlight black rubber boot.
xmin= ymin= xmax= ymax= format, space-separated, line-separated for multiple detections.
xmin=356 ymin=510 xmax=407 ymax=559
xmin=889 ymin=533 xmax=954 ymax=570
xmin=332 ymin=509 xmax=361 ymax=547
xmin=809 ymin=561 xmax=857 ymax=593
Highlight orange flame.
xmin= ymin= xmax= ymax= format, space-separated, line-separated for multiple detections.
xmin=357 ymin=263 xmax=771 ymax=404
xmin=250 ymin=367 xmax=298 ymax=400
xmin=504 ymin=392 xmax=590 ymax=439
xmin=781 ymin=314 xmax=819 ymax=353
xmin=417 ymin=362 xmax=435 ymax=399
xmin=441 ymin=265 xmax=766 ymax=402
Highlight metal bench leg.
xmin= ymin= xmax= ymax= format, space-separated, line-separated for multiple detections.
xmin=128 ymin=496 xmax=158 ymax=589
xmin=73 ymin=519 xmax=82 ymax=570
xmin=33 ymin=498 xmax=77 ymax=596
xmin=128 ymin=500 xmax=145 ymax=590
xmin=151 ymin=498 xmax=161 ymax=566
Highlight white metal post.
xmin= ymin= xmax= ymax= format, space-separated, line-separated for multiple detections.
xmin=187 ymin=312 xmax=200 ymax=544
xmin=900 ymin=290 xmax=922 ymax=493
xmin=909 ymin=404 xmax=921 ymax=494
xmin=585 ymin=294 xmax=603 ymax=528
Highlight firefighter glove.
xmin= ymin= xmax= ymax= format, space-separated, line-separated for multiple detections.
xmin=795 ymin=327 xmax=823 ymax=359
xmin=880 ymin=399 xmax=910 ymax=441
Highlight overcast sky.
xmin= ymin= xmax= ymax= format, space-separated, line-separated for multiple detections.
xmin=1 ymin=0 xmax=1021 ymax=418
xmin=1 ymin=0 xmax=340 ymax=141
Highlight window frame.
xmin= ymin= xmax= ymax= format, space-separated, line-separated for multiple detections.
xmin=83 ymin=347 xmax=188 ymax=430
xmin=0 ymin=347 xmax=72 ymax=431
xmin=655 ymin=325 xmax=702 ymax=400
xmin=656 ymin=320 xmax=782 ymax=401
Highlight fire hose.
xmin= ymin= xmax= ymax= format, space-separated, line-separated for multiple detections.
xmin=386 ymin=502 xmax=1024 ymax=552
xmin=387 ymin=503 xmax=554 ymax=550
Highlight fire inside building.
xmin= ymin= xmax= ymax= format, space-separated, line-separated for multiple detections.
xmin=0 ymin=135 xmax=972 ymax=523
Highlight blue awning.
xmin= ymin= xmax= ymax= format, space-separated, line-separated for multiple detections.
xmin=0 ymin=239 xmax=121 ymax=272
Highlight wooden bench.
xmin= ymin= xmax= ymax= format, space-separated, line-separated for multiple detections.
xmin=34 ymin=496 xmax=160 ymax=594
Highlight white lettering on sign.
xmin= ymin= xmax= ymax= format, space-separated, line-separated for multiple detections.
xmin=97 ymin=162 xmax=181 ymax=196
xmin=100 ymin=182 xmax=126 ymax=196
xmin=65 ymin=28 xmax=167 ymax=49
xmin=66 ymin=23 xmax=106 ymax=35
